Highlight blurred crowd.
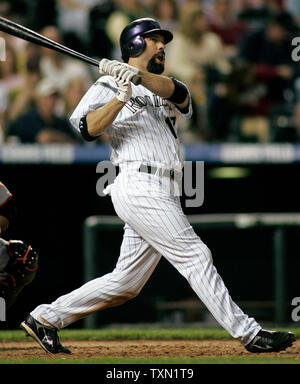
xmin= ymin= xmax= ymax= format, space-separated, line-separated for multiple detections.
xmin=1 ymin=0 xmax=300 ymax=144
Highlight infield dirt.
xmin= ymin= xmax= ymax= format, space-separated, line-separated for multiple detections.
xmin=0 ymin=339 xmax=299 ymax=360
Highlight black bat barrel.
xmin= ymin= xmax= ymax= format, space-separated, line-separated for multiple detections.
xmin=0 ymin=16 xmax=141 ymax=85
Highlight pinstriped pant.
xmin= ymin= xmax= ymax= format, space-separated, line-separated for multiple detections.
xmin=31 ymin=167 xmax=261 ymax=345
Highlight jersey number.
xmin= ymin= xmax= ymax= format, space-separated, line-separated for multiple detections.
xmin=165 ymin=117 xmax=177 ymax=139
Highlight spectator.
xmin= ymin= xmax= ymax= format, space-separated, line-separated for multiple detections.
xmin=151 ymin=0 xmax=179 ymax=33
xmin=238 ymin=11 xmax=298 ymax=116
xmin=0 ymin=1 xmax=10 ymax=16
xmin=56 ymin=0 xmax=100 ymax=53
xmin=0 ymin=43 xmax=26 ymax=140
xmin=206 ymin=11 xmax=299 ymax=142
xmin=6 ymin=45 xmax=42 ymax=126
xmin=26 ymin=0 xmax=57 ymax=31
xmin=206 ymin=0 xmax=248 ymax=58
xmin=286 ymin=0 xmax=300 ymax=26
xmin=207 ymin=60 xmax=270 ymax=141
xmin=167 ymin=3 xmax=231 ymax=88
xmin=57 ymin=0 xmax=99 ymax=38
xmin=88 ymin=1 xmax=115 ymax=58
xmin=105 ymin=0 xmax=149 ymax=60
xmin=0 ymin=4 xmax=37 ymax=73
xmin=205 ymin=10 xmax=299 ymax=142
xmin=288 ymin=101 xmax=300 ymax=141
xmin=60 ymin=77 xmax=88 ymax=118
xmin=13 ymin=78 xmax=80 ymax=144
xmin=166 ymin=2 xmax=231 ymax=139
xmin=270 ymin=101 xmax=300 ymax=142
xmin=237 ymin=0 xmax=283 ymax=27
xmin=0 ymin=43 xmax=25 ymax=99
xmin=39 ymin=26 xmax=93 ymax=92
xmin=0 ymin=87 xmax=8 ymax=143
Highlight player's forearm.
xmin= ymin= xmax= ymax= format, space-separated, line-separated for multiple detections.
xmin=139 ymin=71 xmax=189 ymax=109
xmin=139 ymin=71 xmax=175 ymax=99
xmin=86 ymin=98 xmax=125 ymax=137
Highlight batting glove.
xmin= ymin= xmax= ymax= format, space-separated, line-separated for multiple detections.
xmin=99 ymin=58 xmax=119 ymax=75
xmin=99 ymin=59 xmax=139 ymax=78
xmin=114 ymin=68 xmax=137 ymax=103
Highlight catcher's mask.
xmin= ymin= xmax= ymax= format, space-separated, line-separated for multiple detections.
xmin=120 ymin=18 xmax=173 ymax=62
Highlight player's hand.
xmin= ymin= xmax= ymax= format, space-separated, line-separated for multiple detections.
xmin=99 ymin=59 xmax=139 ymax=78
xmin=114 ymin=68 xmax=136 ymax=103
xmin=99 ymin=58 xmax=121 ymax=76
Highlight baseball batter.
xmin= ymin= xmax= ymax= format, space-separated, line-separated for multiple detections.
xmin=21 ymin=18 xmax=295 ymax=354
xmin=0 ymin=182 xmax=39 ymax=309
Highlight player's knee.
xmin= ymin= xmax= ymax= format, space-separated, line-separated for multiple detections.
xmin=123 ymin=288 xmax=140 ymax=300
xmin=111 ymin=290 xmax=139 ymax=306
xmin=180 ymin=242 xmax=213 ymax=274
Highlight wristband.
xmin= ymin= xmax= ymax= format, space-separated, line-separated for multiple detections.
xmin=79 ymin=115 xmax=99 ymax=142
xmin=167 ymin=78 xmax=188 ymax=104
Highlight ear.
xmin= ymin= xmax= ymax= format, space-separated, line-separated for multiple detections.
xmin=129 ymin=35 xmax=146 ymax=57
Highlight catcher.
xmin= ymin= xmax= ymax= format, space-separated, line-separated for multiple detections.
xmin=0 ymin=181 xmax=39 ymax=309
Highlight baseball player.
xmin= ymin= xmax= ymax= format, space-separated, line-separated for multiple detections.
xmin=0 ymin=182 xmax=39 ymax=309
xmin=20 ymin=18 xmax=295 ymax=354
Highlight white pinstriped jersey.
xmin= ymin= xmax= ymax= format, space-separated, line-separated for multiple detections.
xmin=70 ymin=75 xmax=192 ymax=171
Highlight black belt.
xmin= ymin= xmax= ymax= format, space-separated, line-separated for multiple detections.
xmin=138 ymin=165 xmax=179 ymax=180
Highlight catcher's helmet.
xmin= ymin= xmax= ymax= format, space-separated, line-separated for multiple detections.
xmin=120 ymin=18 xmax=173 ymax=61
xmin=0 ymin=240 xmax=38 ymax=308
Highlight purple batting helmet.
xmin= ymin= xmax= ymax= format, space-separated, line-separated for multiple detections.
xmin=120 ymin=18 xmax=173 ymax=61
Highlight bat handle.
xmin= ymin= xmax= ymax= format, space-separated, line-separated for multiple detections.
xmin=132 ymin=74 xmax=142 ymax=86
xmin=99 ymin=70 xmax=142 ymax=86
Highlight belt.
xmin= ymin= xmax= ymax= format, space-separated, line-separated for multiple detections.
xmin=138 ymin=165 xmax=180 ymax=180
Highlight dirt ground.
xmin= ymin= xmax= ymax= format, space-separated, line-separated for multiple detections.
xmin=0 ymin=339 xmax=300 ymax=360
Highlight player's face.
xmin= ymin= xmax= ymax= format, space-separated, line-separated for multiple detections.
xmin=143 ymin=34 xmax=166 ymax=74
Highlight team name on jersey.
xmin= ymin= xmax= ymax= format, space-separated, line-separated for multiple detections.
xmin=125 ymin=94 xmax=168 ymax=114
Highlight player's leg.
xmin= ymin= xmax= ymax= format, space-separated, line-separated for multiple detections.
xmin=111 ymin=171 xmax=261 ymax=346
xmin=30 ymin=224 xmax=161 ymax=329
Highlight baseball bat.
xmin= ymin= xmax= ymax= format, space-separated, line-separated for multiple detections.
xmin=0 ymin=16 xmax=142 ymax=85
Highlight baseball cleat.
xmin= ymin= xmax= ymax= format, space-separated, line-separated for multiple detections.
xmin=245 ymin=329 xmax=296 ymax=353
xmin=20 ymin=315 xmax=71 ymax=354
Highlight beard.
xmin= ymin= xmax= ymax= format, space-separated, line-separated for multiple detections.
xmin=146 ymin=54 xmax=165 ymax=74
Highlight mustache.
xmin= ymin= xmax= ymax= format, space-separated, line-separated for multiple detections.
xmin=153 ymin=50 xmax=165 ymax=59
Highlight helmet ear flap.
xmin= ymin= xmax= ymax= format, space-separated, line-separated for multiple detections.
xmin=127 ymin=35 xmax=146 ymax=58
